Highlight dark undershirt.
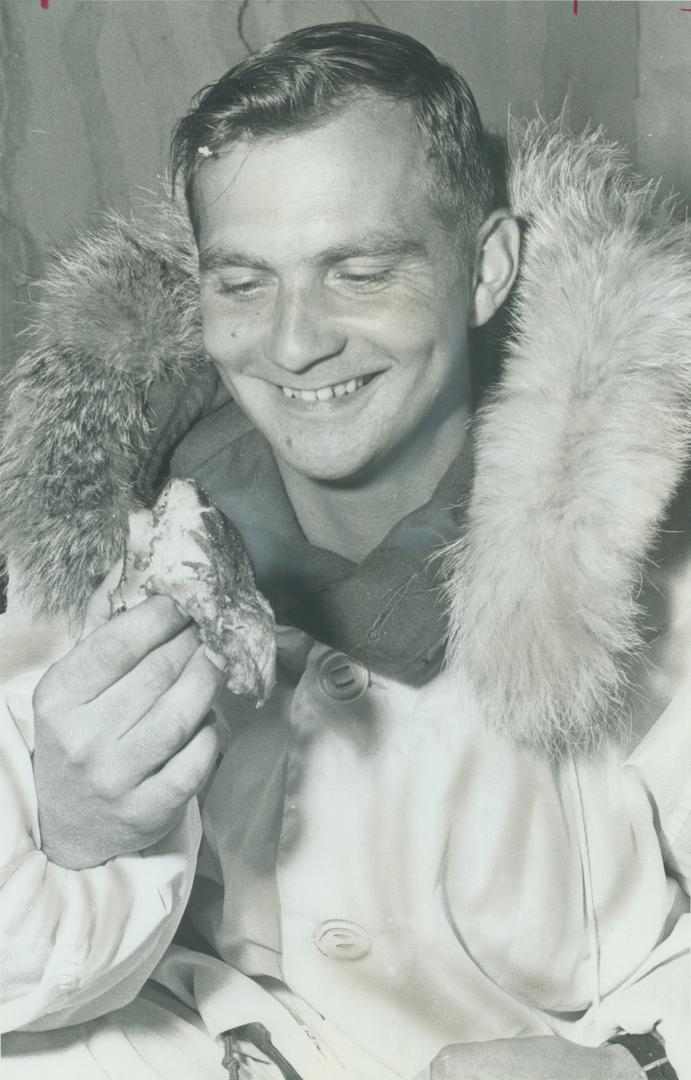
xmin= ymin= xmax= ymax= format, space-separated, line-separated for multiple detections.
xmin=170 ymin=400 xmax=473 ymax=685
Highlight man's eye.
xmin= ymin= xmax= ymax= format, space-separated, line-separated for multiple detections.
xmin=333 ymin=269 xmax=393 ymax=291
xmin=216 ymin=279 xmax=265 ymax=298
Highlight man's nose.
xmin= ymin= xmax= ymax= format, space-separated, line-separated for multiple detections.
xmin=265 ymin=285 xmax=346 ymax=373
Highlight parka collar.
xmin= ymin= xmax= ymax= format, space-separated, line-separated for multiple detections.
xmin=170 ymin=399 xmax=472 ymax=685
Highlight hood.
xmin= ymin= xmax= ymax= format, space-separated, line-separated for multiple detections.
xmin=2 ymin=118 xmax=691 ymax=753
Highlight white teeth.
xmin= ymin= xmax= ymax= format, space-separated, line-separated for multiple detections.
xmin=281 ymin=376 xmax=367 ymax=402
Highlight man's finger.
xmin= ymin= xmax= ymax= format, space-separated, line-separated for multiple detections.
xmin=50 ymin=595 xmax=190 ymax=705
xmin=118 ymin=645 xmax=226 ymax=777
xmin=133 ymin=718 xmax=223 ymax=826
xmin=78 ymin=560 xmax=125 ymax=642
xmin=101 ymin=625 xmax=202 ymax=735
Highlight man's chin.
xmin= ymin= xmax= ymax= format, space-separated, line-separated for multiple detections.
xmin=273 ymin=448 xmax=377 ymax=486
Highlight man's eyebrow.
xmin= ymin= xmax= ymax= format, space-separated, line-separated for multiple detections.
xmin=315 ymin=235 xmax=427 ymax=263
xmin=198 ymin=234 xmax=427 ymax=273
xmin=198 ymin=247 xmax=272 ymax=273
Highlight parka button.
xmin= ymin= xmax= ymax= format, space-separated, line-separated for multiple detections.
xmin=313 ymin=919 xmax=371 ymax=960
xmin=317 ymin=651 xmax=369 ymax=701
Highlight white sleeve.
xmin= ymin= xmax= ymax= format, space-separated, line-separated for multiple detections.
xmin=586 ymin=916 xmax=690 ymax=1080
xmin=0 ymin=620 xmax=202 ymax=1034
xmin=606 ymin=680 xmax=691 ymax=1080
xmin=570 ymin=682 xmax=691 ymax=1079
xmin=627 ymin=672 xmax=691 ymax=897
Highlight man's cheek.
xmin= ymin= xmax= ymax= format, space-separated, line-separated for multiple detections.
xmin=202 ymin=313 xmax=255 ymax=369
xmin=369 ymin=317 xmax=439 ymax=366
xmin=353 ymin=302 xmax=439 ymax=354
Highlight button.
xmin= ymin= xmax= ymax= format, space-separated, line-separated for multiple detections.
xmin=317 ymin=651 xmax=369 ymax=701
xmin=313 ymin=919 xmax=371 ymax=961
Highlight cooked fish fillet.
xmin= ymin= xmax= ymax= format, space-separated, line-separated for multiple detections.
xmin=109 ymin=478 xmax=276 ymax=705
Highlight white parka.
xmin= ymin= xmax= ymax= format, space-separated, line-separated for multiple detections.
xmin=1 ymin=612 xmax=690 ymax=1078
xmin=0 ymin=120 xmax=690 ymax=1079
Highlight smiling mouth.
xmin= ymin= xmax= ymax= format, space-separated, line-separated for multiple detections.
xmin=280 ymin=374 xmax=378 ymax=402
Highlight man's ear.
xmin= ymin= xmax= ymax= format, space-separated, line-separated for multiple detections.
xmin=468 ymin=211 xmax=521 ymax=328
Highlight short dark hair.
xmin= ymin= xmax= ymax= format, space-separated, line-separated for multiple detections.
xmin=171 ymin=22 xmax=496 ymax=247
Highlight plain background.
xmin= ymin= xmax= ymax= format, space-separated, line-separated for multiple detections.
xmin=1 ymin=0 xmax=690 ymax=376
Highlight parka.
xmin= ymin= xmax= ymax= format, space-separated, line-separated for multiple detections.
xmin=0 ymin=120 xmax=690 ymax=1079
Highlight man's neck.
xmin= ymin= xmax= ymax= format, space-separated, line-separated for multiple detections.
xmin=276 ymin=404 xmax=471 ymax=563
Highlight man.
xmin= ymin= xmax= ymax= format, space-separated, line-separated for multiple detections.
xmin=0 ymin=22 xmax=689 ymax=1080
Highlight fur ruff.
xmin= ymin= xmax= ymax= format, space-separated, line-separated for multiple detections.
xmin=445 ymin=120 xmax=691 ymax=752
xmin=0 ymin=201 xmax=217 ymax=619
xmin=1 ymin=120 xmax=691 ymax=753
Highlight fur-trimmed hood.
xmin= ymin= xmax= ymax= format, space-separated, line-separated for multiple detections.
xmin=2 ymin=119 xmax=691 ymax=753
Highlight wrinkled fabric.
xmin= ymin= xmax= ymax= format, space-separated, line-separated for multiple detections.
xmin=178 ymin=632 xmax=690 ymax=1078
xmin=2 ymin=610 xmax=687 ymax=1079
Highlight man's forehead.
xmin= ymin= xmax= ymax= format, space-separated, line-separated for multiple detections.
xmin=197 ymin=98 xmax=426 ymax=192
xmin=193 ymin=100 xmax=438 ymax=256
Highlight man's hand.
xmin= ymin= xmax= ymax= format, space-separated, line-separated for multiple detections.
xmin=32 ymin=573 xmax=227 ymax=869
xmin=429 ymin=1036 xmax=641 ymax=1080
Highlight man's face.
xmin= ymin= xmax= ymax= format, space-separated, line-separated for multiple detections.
xmin=196 ymin=96 xmax=473 ymax=483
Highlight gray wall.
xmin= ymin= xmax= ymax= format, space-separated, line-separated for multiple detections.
xmin=2 ymin=0 xmax=690 ymax=374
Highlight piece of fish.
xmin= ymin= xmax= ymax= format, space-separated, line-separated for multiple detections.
xmin=109 ymin=478 xmax=276 ymax=706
